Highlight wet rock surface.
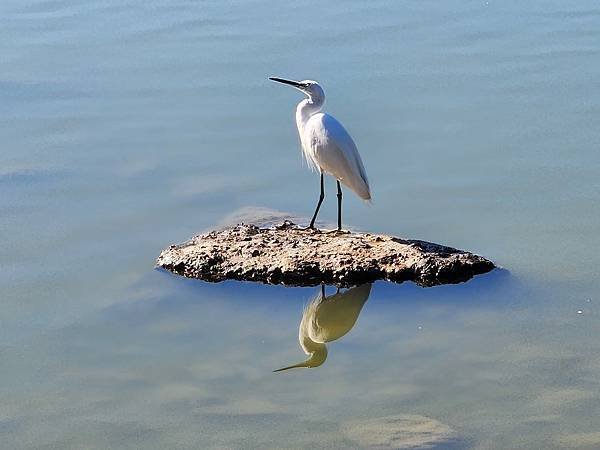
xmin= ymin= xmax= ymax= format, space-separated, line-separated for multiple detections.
xmin=156 ymin=221 xmax=495 ymax=287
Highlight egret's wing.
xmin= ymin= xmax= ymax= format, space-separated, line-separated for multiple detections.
xmin=306 ymin=113 xmax=371 ymax=200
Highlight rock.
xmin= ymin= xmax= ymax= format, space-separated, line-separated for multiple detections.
xmin=155 ymin=221 xmax=495 ymax=287
xmin=342 ymin=414 xmax=461 ymax=449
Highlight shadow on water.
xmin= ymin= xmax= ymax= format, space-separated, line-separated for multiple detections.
xmin=152 ymin=256 xmax=514 ymax=312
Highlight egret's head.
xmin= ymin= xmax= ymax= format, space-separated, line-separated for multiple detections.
xmin=269 ymin=77 xmax=325 ymax=104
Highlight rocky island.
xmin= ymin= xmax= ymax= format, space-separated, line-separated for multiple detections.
xmin=156 ymin=221 xmax=495 ymax=287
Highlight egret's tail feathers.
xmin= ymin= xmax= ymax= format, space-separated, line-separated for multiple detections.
xmin=363 ymin=185 xmax=373 ymax=204
xmin=341 ymin=177 xmax=371 ymax=202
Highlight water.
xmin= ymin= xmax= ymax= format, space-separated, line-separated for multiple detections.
xmin=2 ymin=1 xmax=600 ymax=448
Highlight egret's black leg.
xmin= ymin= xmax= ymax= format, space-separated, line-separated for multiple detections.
xmin=321 ymin=283 xmax=326 ymax=298
xmin=309 ymin=173 xmax=325 ymax=229
xmin=336 ymin=180 xmax=343 ymax=231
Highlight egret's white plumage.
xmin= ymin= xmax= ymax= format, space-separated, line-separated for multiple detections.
xmin=269 ymin=77 xmax=371 ymax=230
xmin=303 ymin=112 xmax=371 ymax=200
xmin=274 ymin=283 xmax=372 ymax=371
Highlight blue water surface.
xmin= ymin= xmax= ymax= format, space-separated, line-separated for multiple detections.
xmin=2 ymin=1 xmax=600 ymax=448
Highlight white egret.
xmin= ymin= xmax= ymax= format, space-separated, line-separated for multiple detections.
xmin=274 ymin=283 xmax=372 ymax=371
xmin=269 ymin=77 xmax=371 ymax=231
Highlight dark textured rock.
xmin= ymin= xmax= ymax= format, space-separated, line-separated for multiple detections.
xmin=156 ymin=221 xmax=495 ymax=287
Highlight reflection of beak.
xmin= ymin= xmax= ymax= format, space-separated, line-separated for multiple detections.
xmin=274 ymin=347 xmax=328 ymax=372
xmin=269 ymin=77 xmax=306 ymax=89
xmin=273 ymin=360 xmax=312 ymax=372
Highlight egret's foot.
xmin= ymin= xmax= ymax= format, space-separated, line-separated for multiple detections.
xmin=300 ymin=225 xmax=321 ymax=232
xmin=323 ymin=228 xmax=350 ymax=235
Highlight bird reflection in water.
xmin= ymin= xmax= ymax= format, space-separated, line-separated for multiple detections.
xmin=275 ymin=283 xmax=372 ymax=372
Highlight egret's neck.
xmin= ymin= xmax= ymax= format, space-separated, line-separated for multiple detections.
xmin=274 ymin=346 xmax=327 ymax=371
xmin=295 ymin=98 xmax=323 ymax=132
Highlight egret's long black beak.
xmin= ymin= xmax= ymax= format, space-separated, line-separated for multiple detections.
xmin=269 ymin=77 xmax=305 ymax=88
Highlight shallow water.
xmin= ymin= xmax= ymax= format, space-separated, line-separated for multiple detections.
xmin=2 ymin=1 xmax=600 ymax=448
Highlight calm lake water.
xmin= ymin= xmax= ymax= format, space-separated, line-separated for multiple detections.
xmin=2 ymin=1 xmax=600 ymax=448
